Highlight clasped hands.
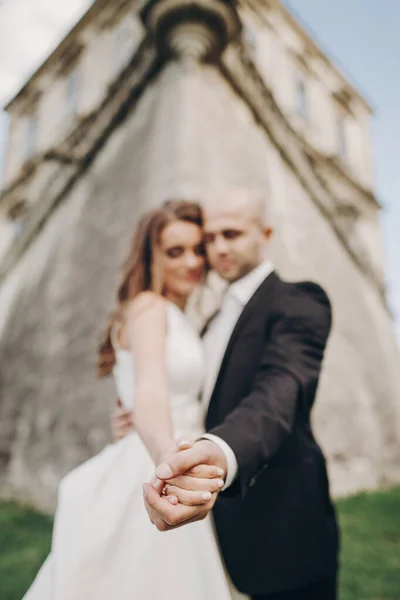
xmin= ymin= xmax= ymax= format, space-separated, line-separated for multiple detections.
xmin=112 ymin=399 xmax=227 ymax=531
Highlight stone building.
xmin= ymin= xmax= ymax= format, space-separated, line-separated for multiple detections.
xmin=0 ymin=0 xmax=399 ymax=511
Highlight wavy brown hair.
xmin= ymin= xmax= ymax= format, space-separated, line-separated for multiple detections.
xmin=97 ymin=199 xmax=204 ymax=378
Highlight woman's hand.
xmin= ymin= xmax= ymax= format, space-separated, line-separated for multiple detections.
xmin=112 ymin=398 xmax=134 ymax=441
xmin=155 ymin=438 xmax=225 ymax=507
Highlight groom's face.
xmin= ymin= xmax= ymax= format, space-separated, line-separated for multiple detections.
xmin=204 ymin=191 xmax=272 ymax=283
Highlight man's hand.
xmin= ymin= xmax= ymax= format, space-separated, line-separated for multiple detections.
xmin=112 ymin=398 xmax=134 ymax=441
xmin=143 ymin=439 xmax=228 ymax=531
xmin=156 ymin=439 xmax=228 ymax=481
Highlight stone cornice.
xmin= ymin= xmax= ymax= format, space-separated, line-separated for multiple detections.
xmin=301 ymin=139 xmax=380 ymax=209
xmin=219 ymin=41 xmax=387 ymax=305
xmin=54 ymin=42 xmax=85 ymax=77
xmin=97 ymin=0 xmax=138 ymax=30
xmin=0 ymin=162 xmax=37 ymax=209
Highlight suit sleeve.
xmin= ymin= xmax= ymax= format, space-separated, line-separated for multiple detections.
xmin=208 ymin=282 xmax=332 ymax=498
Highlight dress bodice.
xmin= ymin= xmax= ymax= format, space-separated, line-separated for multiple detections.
xmin=113 ymin=301 xmax=206 ymax=437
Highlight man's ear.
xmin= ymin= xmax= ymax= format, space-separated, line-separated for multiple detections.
xmin=263 ymin=226 xmax=273 ymax=240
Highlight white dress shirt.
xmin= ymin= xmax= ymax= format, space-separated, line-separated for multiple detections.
xmin=202 ymin=260 xmax=274 ymax=489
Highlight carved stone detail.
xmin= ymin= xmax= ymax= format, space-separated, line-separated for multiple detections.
xmin=141 ymin=0 xmax=241 ymax=64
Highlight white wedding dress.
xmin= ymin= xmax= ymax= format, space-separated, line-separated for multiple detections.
xmin=23 ymin=301 xmax=234 ymax=600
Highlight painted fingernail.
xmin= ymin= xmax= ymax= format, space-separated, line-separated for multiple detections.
xmin=168 ymin=496 xmax=178 ymax=505
xmin=217 ymin=468 xmax=224 ymax=477
xmin=156 ymin=464 xmax=173 ymax=479
xmin=202 ymin=492 xmax=212 ymax=501
xmin=217 ymin=479 xmax=224 ymax=489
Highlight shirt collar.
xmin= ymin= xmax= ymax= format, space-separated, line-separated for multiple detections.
xmin=229 ymin=260 xmax=274 ymax=306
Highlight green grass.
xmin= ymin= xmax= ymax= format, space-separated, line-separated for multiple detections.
xmin=338 ymin=486 xmax=400 ymax=599
xmin=0 ymin=502 xmax=53 ymax=600
xmin=0 ymin=488 xmax=399 ymax=599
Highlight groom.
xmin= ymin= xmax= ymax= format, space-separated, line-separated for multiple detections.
xmin=117 ymin=187 xmax=339 ymax=599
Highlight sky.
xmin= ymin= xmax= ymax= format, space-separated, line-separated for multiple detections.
xmin=283 ymin=0 xmax=400 ymax=339
xmin=0 ymin=0 xmax=398 ymax=338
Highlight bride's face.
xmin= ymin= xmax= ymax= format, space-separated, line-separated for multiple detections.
xmin=157 ymin=220 xmax=205 ymax=301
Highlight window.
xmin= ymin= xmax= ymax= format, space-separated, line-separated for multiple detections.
xmin=295 ymin=71 xmax=308 ymax=121
xmin=337 ymin=114 xmax=347 ymax=161
xmin=9 ymin=200 xmax=28 ymax=238
xmin=243 ymin=26 xmax=257 ymax=52
xmin=12 ymin=219 xmax=24 ymax=238
xmin=25 ymin=115 xmax=37 ymax=160
xmin=113 ymin=20 xmax=133 ymax=74
xmin=66 ymin=67 xmax=80 ymax=116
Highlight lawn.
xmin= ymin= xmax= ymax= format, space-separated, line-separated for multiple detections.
xmin=0 ymin=502 xmax=52 ymax=600
xmin=338 ymin=486 xmax=400 ymax=599
xmin=0 ymin=487 xmax=399 ymax=599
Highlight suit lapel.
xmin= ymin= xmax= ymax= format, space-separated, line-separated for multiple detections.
xmin=206 ymin=271 xmax=281 ymax=418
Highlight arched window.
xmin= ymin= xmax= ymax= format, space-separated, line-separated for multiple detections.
xmin=243 ymin=25 xmax=257 ymax=52
xmin=66 ymin=66 xmax=80 ymax=116
xmin=113 ymin=19 xmax=133 ymax=74
xmin=337 ymin=113 xmax=347 ymax=162
xmin=8 ymin=199 xmax=29 ymax=237
xmin=295 ymin=71 xmax=308 ymax=121
xmin=25 ymin=115 xmax=37 ymax=160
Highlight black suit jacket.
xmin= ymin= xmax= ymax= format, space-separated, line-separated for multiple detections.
xmin=206 ymin=272 xmax=339 ymax=596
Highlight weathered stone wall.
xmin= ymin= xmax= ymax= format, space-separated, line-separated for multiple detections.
xmin=0 ymin=60 xmax=399 ymax=511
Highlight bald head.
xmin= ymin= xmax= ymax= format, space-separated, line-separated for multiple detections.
xmin=203 ymin=186 xmax=273 ymax=283
xmin=204 ymin=186 xmax=269 ymax=228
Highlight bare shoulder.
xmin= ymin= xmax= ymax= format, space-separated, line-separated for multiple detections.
xmin=126 ymin=292 xmax=167 ymax=325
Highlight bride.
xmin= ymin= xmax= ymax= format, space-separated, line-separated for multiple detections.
xmin=23 ymin=200 xmax=233 ymax=599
